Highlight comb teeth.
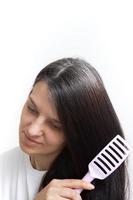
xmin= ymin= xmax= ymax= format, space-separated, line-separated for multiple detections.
xmin=93 ymin=135 xmax=131 ymax=175
xmin=75 ymin=135 xmax=132 ymax=194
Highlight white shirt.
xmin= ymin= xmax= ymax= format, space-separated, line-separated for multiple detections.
xmin=0 ymin=147 xmax=47 ymax=200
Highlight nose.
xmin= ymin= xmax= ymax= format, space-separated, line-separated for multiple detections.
xmin=27 ymin=117 xmax=44 ymax=137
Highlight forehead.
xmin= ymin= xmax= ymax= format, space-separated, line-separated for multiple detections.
xmin=29 ymin=81 xmax=59 ymax=120
xmin=31 ymin=81 xmax=51 ymax=101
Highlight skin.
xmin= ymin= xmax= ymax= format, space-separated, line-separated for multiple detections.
xmin=19 ymin=81 xmax=66 ymax=170
xmin=34 ymin=179 xmax=95 ymax=200
xmin=19 ymin=81 xmax=95 ymax=199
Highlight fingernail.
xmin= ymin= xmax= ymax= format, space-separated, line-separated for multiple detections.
xmin=90 ymin=184 xmax=95 ymax=189
xmin=86 ymin=183 xmax=95 ymax=190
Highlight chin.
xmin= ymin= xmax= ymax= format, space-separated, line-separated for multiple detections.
xmin=19 ymin=141 xmax=41 ymax=155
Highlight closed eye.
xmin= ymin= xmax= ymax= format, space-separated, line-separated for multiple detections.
xmin=49 ymin=123 xmax=59 ymax=129
xmin=27 ymin=105 xmax=38 ymax=114
xmin=48 ymin=121 xmax=62 ymax=130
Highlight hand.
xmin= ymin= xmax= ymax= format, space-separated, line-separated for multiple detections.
xmin=34 ymin=178 xmax=95 ymax=200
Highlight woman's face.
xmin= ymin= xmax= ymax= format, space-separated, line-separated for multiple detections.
xmin=19 ymin=81 xmax=66 ymax=157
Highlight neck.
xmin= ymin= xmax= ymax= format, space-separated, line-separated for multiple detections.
xmin=30 ymin=153 xmax=58 ymax=171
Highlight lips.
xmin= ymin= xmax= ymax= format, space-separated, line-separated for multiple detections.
xmin=23 ymin=132 xmax=43 ymax=146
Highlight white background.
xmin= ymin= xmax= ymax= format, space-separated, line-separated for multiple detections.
xmin=0 ymin=0 xmax=132 ymax=199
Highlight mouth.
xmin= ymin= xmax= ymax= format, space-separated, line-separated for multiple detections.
xmin=23 ymin=132 xmax=43 ymax=146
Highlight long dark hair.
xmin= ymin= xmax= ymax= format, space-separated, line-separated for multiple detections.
xmin=32 ymin=58 xmax=129 ymax=200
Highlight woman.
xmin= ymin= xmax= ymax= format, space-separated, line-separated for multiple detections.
xmin=0 ymin=58 xmax=129 ymax=200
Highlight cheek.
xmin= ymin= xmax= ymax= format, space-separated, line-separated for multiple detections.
xmin=19 ymin=105 xmax=31 ymax=128
xmin=45 ymin=129 xmax=66 ymax=146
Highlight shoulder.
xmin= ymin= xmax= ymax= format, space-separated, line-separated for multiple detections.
xmin=0 ymin=147 xmax=24 ymax=169
xmin=0 ymin=147 xmax=22 ymax=159
xmin=0 ymin=147 xmax=29 ymax=198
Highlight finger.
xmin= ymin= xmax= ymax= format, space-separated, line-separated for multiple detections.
xmin=54 ymin=196 xmax=69 ymax=200
xmin=50 ymin=179 xmax=95 ymax=190
xmin=61 ymin=179 xmax=95 ymax=190
xmin=59 ymin=187 xmax=82 ymax=200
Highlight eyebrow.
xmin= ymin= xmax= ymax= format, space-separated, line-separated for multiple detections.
xmin=28 ymin=95 xmax=61 ymax=124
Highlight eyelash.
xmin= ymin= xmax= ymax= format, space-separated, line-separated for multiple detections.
xmin=49 ymin=123 xmax=59 ymax=129
xmin=27 ymin=105 xmax=61 ymax=130
xmin=27 ymin=105 xmax=37 ymax=114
